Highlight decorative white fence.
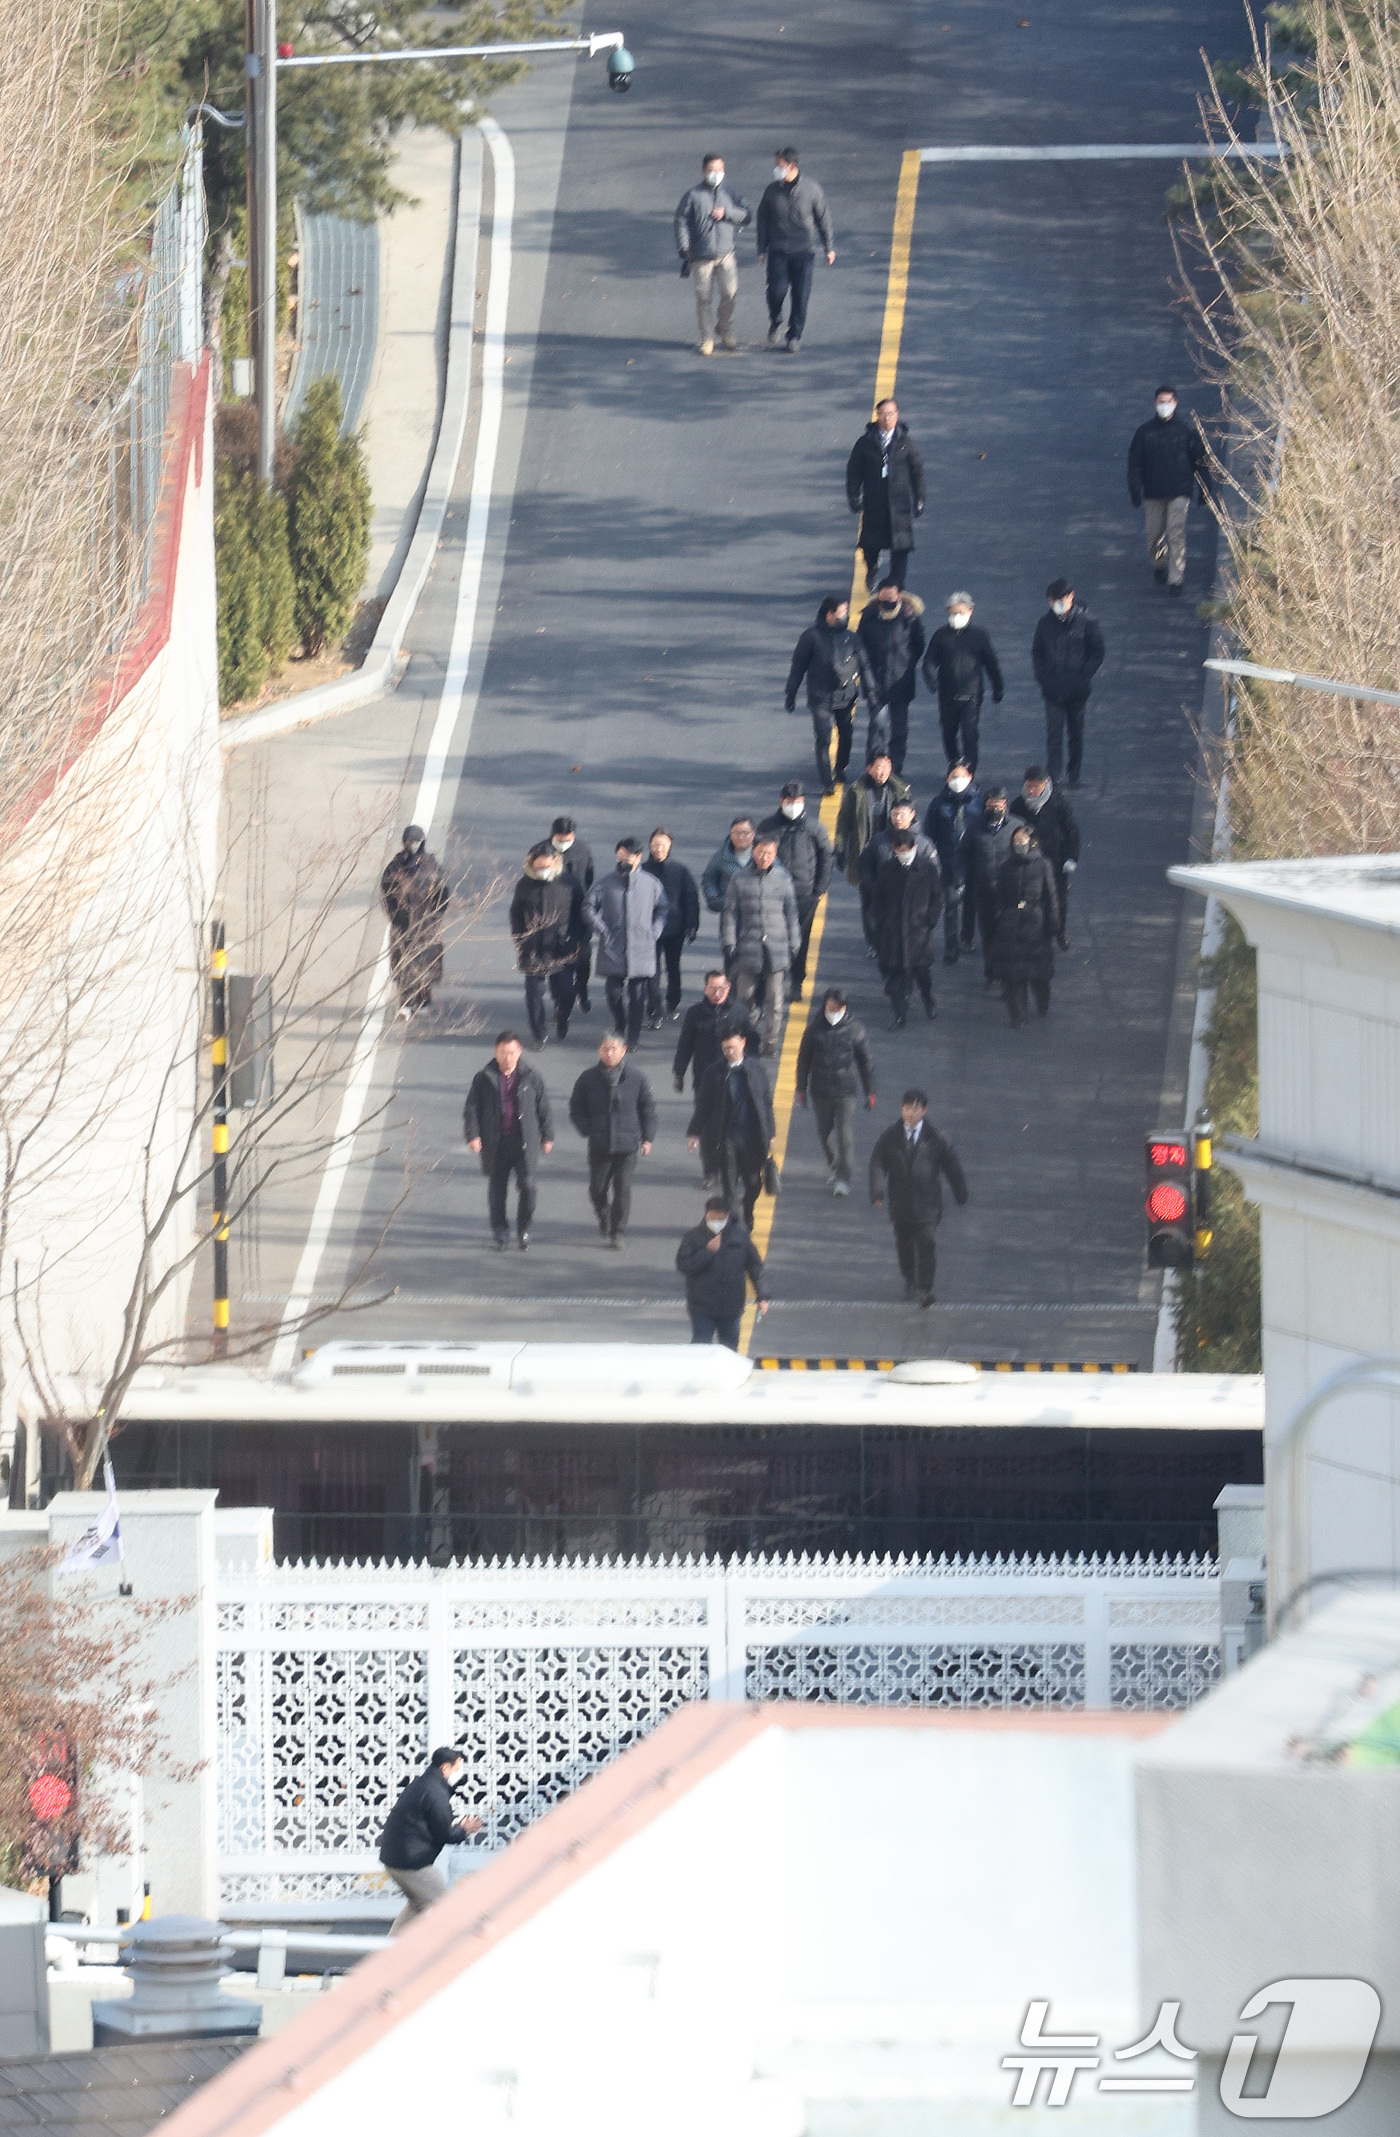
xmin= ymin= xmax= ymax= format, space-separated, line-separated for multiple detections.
xmin=216 ymin=1551 xmax=1220 ymax=1905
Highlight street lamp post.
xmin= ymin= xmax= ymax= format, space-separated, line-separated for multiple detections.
xmin=244 ymin=19 xmax=632 ymax=482
xmin=1204 ymin=655 xmax=1400 ymax=710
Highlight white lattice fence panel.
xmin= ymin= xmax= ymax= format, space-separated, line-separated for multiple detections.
xmin=746 ymin=1642 xmax=1086 ymax=1706
xmin=268 ymin=1646 xmax=428 ymax=1854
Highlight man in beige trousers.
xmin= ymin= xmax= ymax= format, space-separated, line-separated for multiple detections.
xmin=674 ymin=152 xmax=750 ymax=356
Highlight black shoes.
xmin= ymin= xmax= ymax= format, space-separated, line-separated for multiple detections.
xmin=919 ymin=1291 xmax=935 ymax=1309
xmin=578 ymin=995 xmax=592 ymax=1014
xmin=518 ymin=1233 xmax=530 ymax=1252
xmin=943 ymin=950 xmax=958 ymax=967
xmin=1154 ymin=565 xmax=1168 ymax=584
xmin=555 ymin=1018 xmax=569 ymax=1041
xmin=596 ymin=1212 xmax=609 ymax=1237
xmin=493 ymin=1235 xmax=509 ymax=1252
xmin=888 ymin=1013 xmax=907 ymax=1030
xmin=902 ymin=1280 xmax=918 ymax=1302
xmin=1168 ymin=582 xmax=1184 ymax=599
xmin=922 ymin=997 xmax=937 ymax=1022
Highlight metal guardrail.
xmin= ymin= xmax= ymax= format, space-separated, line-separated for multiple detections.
xmin=46 ymin=1918 xmax=388 ymax=1988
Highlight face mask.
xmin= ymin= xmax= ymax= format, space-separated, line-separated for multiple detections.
xmin=781 ymin=800 xmax=804 ymax=819
xmin=948 ymin=775 xmax=971 ymax=795
xmin=707 ymin=171 xmax=724 ymax=187
xmin=824 ymin=1007 xmax=846 ymax=1024
xmin=706 ymin=1216 xmax=728 ymax=1233
xmin=774 ymin=165 xmax=789 ymax=181
xmin=949 ymin=612 xmax=971 ymax=631
xmin=1051 ymin=599 xmax=1072 ymax=618
xmin=534 ymin=862 xmax=561 ymax=880
xmin=1013 ymin=841 xmax=1031 ymax=859
xmin=879 ymin=597 xmax=899 ymax=613
xmin=1023 ymin=788 xmax=1047 ymax=812
xmin=1156 ymin=401 xmax=1175 ymax=420
xmin=985 ymin=809 xmax=1006 ymax=827
xmin=552 ymin=836 xmax=572 ymax=852
xmin=896 ymin=849 xmax=916 ymax=868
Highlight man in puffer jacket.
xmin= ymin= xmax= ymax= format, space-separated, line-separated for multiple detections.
xmin=509 ymin=841 xmax=582 ymax=1046
xmin=584 ymin=839 xmax=668 ymax=1047
xmin=785 ymin=595 xmax=878 ymax=795
xmin=857 ymin=583 xmax=926 ymax=773
xmin=755 ymin=146 xmax=835 ymax=350
xmin=721 ymin=835 xmax=801 ymax=1057
xmin=757 ymin=781 xmax=833 ymax=1002
xmin=674 ymin=150 xmax=750 ymax=357
xmin=795 ymin=987 xmax=876 ymax=1196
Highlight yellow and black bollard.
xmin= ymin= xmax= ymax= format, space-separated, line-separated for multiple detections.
xmin=1193 ymin=1108 xmax=1213 ymax=1259
xmin=211 ymin=922 xmax=230 ymax=1356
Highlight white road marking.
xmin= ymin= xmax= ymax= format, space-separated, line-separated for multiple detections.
xmin=918 ymin=142 xmax=1283 ymax=162
xmin=268 ymin=117 xmax=515 ymax=1375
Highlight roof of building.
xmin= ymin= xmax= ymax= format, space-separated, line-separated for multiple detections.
xmin=1171 ymin=853 xmax=1400 ymax=937
xmin=0 ymin=2041 xmax=253 ymax=2136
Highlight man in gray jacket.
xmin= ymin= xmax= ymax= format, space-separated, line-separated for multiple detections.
xmin=755 ymin=146 xmax=835 ymax=352
xmin=674 ymin=151 xmax=750 ymax=357
xmin=721 ymin=834 xmax=801 ymax=1057
xmin=584 ymin=839 xmax=668 ymax=1048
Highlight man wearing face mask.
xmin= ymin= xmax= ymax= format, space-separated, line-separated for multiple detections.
xmin=858 ymin=797 xmax=936 ymax=923
xmin=1031 ymin=579 xmax=1105 ymax=789
xmin=869 ymin=1090 xmax=968 ymax=1309
xmin=1010 ymin=764 xmax=1079 ymax=952
xmin=922 ymin=592 xmax=1004 ymax=776
xmin=674 ymin=151 xmax=751 ymax=357
xmin=757 ymin=782 xmax=833 ymax=1001
xmin=701 ymin=817 xmax=757 ymax=916
xmin=549 ymin=816 xmax=595 ymax=1013
xmin=857 ymin=580 xmax=926 ymax=773
xmin=509 ymin=840 xmax=582 ymax=1047
xmin=676 ymin=1196 xmax=769 ymax=1351
xmin=845 ymin=398 xmax=925 ymax=593
xmin=836 ymin=748 xmax=911 ymax=951
xmin=687 ymin=1030 xmax=776 ymax=1231
xmin=756 ymin=146 xmax=835 ymax=352
xmin=924 ymin=763 xmax=984 ymax=966
xmin=872 ymin=829 xmax=942 ymax=1028
xmin=795 ymin=987 xmax=876 ymax=1196
xmin=786 ymin=595 xmax=878 ymax=796
xmin=380 ymin=824 xmax=450 ymax=1019
xmin=1127 ymin=385 xmax=1211 ymax=594
xmin=672 ymin=969 xmax=757 ymax=1096
xmin=966 ymin=786 xmax=1014 ymax=984
xmin=584 ymin=839 xmax=669 ymax=1048
xmin=993 ymin=823 xmax=1059 ymax=1027
xmin=722 ymin=835 xmax=801 ymax=1057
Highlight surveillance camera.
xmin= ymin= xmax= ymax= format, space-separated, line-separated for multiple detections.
xmin=606 ymin=45 xmax=634 ymax=92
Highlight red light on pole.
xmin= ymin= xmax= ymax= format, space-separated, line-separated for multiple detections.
xmin=27 ymin=1773 xmax=73 ymax=1821
xmin=1145 ymin=1134 xmax=1194 ymax=1268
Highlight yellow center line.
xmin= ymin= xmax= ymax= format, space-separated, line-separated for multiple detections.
xmin=740 ymin=152 xmax=922 ymax=1355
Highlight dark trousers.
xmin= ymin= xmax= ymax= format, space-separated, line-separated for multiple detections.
xmin=719 ymin=1144 xmax=763 ymax=1231
xmin=812 ymin=704 xmax=855 ymax=792
xmin=1043 ymin=694 xmax=1089 ymax=783
xmin=766 ymin=249 xmax=815 ymax=340
xmin=973 ymin=890 xmax=998 ymax=976
xmin=488 ymin=1134 xmax=535 ymax=1242
xmin=647 ymin=936 xmax=684 ymax=1018
xmin=1055 ymin=869 xmax=1072 ymax=939
xmin=588 ymin=1148 xmax=637 ymax=1236
xmin=940 ymin=698 xmax=982 ymax=773
xmin=892 ymin=1216 xmax=938 ymax=1297
xmin=574 ymin=939 xmax=593 ymax=1010
xmin=867 ymin=699 xmax=911 ymax=775
xmin=860 ymin=544 xmax=910 ymax=590
xmin=523 ymin=967 xmax=575 ymax=1042
xmin=1004 ymin=977 xmax=1052 ymax=1025
xmin=792 ymin=900 xmax=819 ymax=995
xmin=689 ymin=1310 xmax=742 ymax=1350
xmin=605 ymin=974 xmax=648 ymax=1046
xmin=882 ymin=963 xmax=934 ymax=1019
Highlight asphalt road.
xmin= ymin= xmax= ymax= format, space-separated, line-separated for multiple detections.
xmin=298 ymin=0 xmax=1244 ymax=1365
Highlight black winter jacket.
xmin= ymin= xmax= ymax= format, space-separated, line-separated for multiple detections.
xmin=872 ymin=851 xmax=944 ymax=972
xmin=553 ymin=837 xmax=594 ymax=894
xmin=688 ymin=1055 xmax=776 ymax=1176
xmin=869 ymin=1120 xmax=968 ymax=1227
xmin=756 ymin=810 xmax=834 ymax=906
xmin=462 ymin=1058 xmax=554 ymax=1173
xmin=857 ymin=594 xmax=926 ymax=709
xmin=672 ymin=994 xmax=757 ymax=1089
xmin=1010 ymin=787 xmax=1080 ymax=873
xmin=674 ymin=180 xmax=751 ymax=261
xmin=968 ymin=812 xmax=1015 ymax=909
xmin=922 ymin=624 xmax=1004 ymax=717
xmin=1031 ymin=605 xmax=1105 ymax=703
xmin=379 ymin=1766 xmax=470 ymax=1871
xmin=846 ymin=422 xmax=926 ymax=554
xmin=795 ymin=1010 xmax=875 ymax=1101
xmin=924 ymin=783 xmax=985 ymax=881
xmin=676 ymin=1216 xmax=768 ymax=1317
xmin=835 ymin=770 xmax=911 ymax=880
xmin=992 ymin=850 xmax=1060 ymax=981
xmin=568 ymin=1062 xmax=658 ymax=1154
xmin=643 ymin=853 xmax=700 ymax=941
xmin=1127 ymin=412 xmax=1209 ymax=504
xmin=786 ymin=609 xmax=878 ymax=716
xmin=756 ymin=171 xmax=833 ymax=254
xmin=509 ymin=873 xmax=581 ymax=977
xmin=859 ymin=825 xmax=936 ymax=898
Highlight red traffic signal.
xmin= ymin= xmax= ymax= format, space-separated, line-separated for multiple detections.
xmin=1145 ymin=1134 xmax=1193 ymax=1269
xmin=22 ymin=1735 xmax=79 ymax=1882
xmin=28 ymin=1773 xmax=73 ymax=1821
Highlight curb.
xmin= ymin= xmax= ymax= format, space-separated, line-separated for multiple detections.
xmin=220 ymin=129 xmax=485 ymax=751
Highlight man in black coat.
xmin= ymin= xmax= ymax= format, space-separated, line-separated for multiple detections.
xmin=643 ymin=828 xmax=700 ymax=1026
xmin=1031 ymin=579 xmax=1105 ymax=788
xmin=868 ymin=1091 xmax=968 ymax=1308
xmin=687 ymin=1031 xmax=776 ymax=1230
xmin=846 ymin=400 xmax=925 ymax=591
xmin=549 ymin=816 xmax=595 ymax=1012
xmin=785 ymin=595 xmax=878 ymax=796
xmin=1010 ymin=765 xmax=1080 ymax=951
xmin=380 ymin=824 xmax=450 ymax=1018
xmin=463 ymin=1031 xmax=554 ymax=1250
xmin=509 ymin=843 xmax=582 ymax=1047
xmin=993 ymin=822 xmax=1060 ymax=1026
xmin=795 ymin=986 xmax=876 ymax=1196
xmin=966 ymin=786 xmax=1014 ymax=983
xmin=676 ymin=1196 xmax=769 ymax=1350
xmin=568 ymin=1035 xmax=657 ymax=1247
xmin=857 ymin=584 xmax=926 ymax=773
xmin=924 ymin=764 xmax=983 ymax=965
xmin=872 ymin=832 xmax=942 ymax=1028
xmin=757 ymin=781 xmax=833 ymax=1001
xmin=379 ymin=1746 xmax=482 ymax=1932
xmin=756 ymin=146 xmax=835 ymax=350
xmin=921 ymin=591 xmax=1005 ymax=775
xmin=672 ymin=970 xmax=757 ymax=1094
xmin=1127 ymin=384 xmax=1210 ymax=593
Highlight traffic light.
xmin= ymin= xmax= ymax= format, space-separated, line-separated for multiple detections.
xmin=22 ymin=1735 xmax=79 ymax=1886
xmin=1145 ymin=1134 xmax=1193 ymax=1269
